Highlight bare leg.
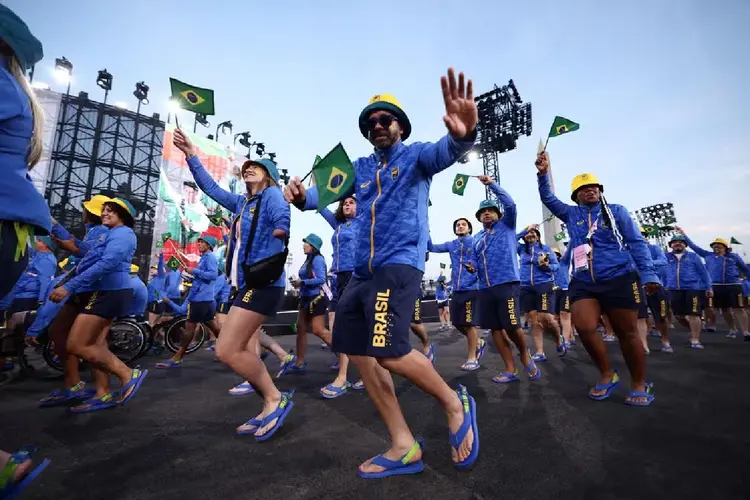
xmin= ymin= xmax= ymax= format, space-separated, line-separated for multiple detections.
xmin=66 ymin=316 xmax=132 ymax=383
xmin=457 ymin=325 xmax=478 ymax=363
xmin=560 ymin=311 xmax=573 ymax=342
xmin=294 ymin=310 xmax=308 ymax=365
xmin=409 ymin=322 xmax=430 ymax=355
xmin=169 ymin=321 xmax=197 ymax=362
xmin=607 ymin=308 xmax=646 ymax=395
xmin=571 ymin=299 xmax=615 ymax=396
xmin=722 ymin=308 xmax=737 ymax=332
xmin=637 ymin=318 xmax=649 ymax=352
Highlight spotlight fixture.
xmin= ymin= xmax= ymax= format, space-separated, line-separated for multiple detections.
xmin=133 ymin=81 xmax=149 ymax=105
xmin=255 ymin=142 xmax=265 ymax=157
xmin=195 ymin=113 xmax=209 ymax=128
xmin=267 ymin=152 xmax=277 ymax=162
xmin=54 ymin=57 xmax=72 ymax=81
xmin=234 ymin=131 xmax=252 ymax=148
xmin=215 ymin=120 xmax=233 ymax=140
xmin=96 ymin=69 xmax=113 ymax=91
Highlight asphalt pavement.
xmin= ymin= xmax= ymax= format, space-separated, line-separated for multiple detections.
xmin=2 ymin=324 xmax=749 ymax=500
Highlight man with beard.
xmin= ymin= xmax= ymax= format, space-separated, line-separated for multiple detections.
xmin=285 ymin=68 xmax=479 ymax=477
xmin=665 ymin=235 xmax=712 ymax=349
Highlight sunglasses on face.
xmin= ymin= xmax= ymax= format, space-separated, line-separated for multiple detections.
xmin=366 ymin=114 xmax=396 ymax=131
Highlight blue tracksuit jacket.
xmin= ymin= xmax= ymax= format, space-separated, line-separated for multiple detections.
xmin=9 ymin=250 xmax=57 ymax=302
xmin=319 ymin=209 xmax=357 ymax=273
xmin=189 ymin=251 xmax=218 ymax=302
xmin=554 ymin=246 xmax=572 ymax=290
xmin=537 ymin=173 xmax=660 ymax=286
xmin=665 ymin=251 xmax=712 ymax=291
xmin=428 ymin=235 xmax=478 ymax=292
xmin=299 ymin=254 xmax=327 ymax=297
xmin=301 ymin=135 xmax=475 ymax=278
xmin=64 ymin=225 xmax=137 ymax=294
xmin=27 ymin=274 xmax=69 ymax=336
xmin=683 ymin=236 xmax=749 ymax=285
xmin=518 ymin=241 xmax=559 ymax=287
xmin=51 ymin=223 xmax=109 ymax=258
xmin=126 ymin=275 xmax=148 ymax=317
xmin=473 ymin=183 xmax=522 ymax=288
xmin=187 ymin=155 xmax=289 ymax=289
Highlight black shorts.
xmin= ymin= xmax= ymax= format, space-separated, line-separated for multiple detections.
xmin=670 ymin=289 xmax=703 ymax=317
xmin=411 ymin=298 xmax=423 ymax=324
xmin=711 ymin=284 xmax=743 ymax=309
xmin=217 ymin=301 xmax=232 ymax=314
xmin=299 ymin=294 xmax=329 ymax=317
xmin=147 ymin=301 xmax=167 ymax=314
xmin=232 ymin=286 xmax=284 ymax=317
xmin=437 ymin=300 xmax=449 ymax=310
xmin=9 ymin=297 xmax=39 ymax=314
xmin=70 ymin=289 xmax=133 ymax=320
xmin=520 ymin=282 xmax=556 ymax=314
xmin=450 ymin=290 xmax=477 ymax=326
xmin=167 ymin=297 xmax=184 ymax=306
xmin=569 ymin=271 xmax=642 ymax=311
xmin=329 ymin=271 xmax=353 ymax=312
xmin=332 ymin=264 xmax=422 ymax=358
xmin=187 ymin=301 xmax=215 ymax=323
xmin=477 ymin=282 xmax=522 ymax=331
xmin=646 ymin=285 xmax=668 ymax=320
xmin=555 ymin=289 xmax=570 ymax=313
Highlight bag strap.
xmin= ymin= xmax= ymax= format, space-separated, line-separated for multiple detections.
xmin=242 ymin=191 xmax=263 ymax=265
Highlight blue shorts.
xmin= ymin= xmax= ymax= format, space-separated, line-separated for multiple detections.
xmin=477 ymin=282 xmax=522 ymax=331
xmin=450 ymin=290 xmax=477 ymax=327
xmin=329 ymin=271 xmax=352 ymax=312
xmin=332 ymin=264 xmax=422 ymax=358
xmin=299 ymin=294 xmax=329 ymax=317
xmin=217 ymin=301 xmax=232 ymax=314
xmin=646 ymin=285 xmax=668 ymax=320
xmin=232 ymin=286 xmax=284 ymax=317
xmin=569 ymin=271 xmax=642 ymax=311
xmin=555 ymin=289 xmax=570 ymax=313
xmin=411 ymin=298 xmax=423 ymax=324
xmin=670 ymin=290 xmax=703 ymax=317
xmin=70 ymin=289 xmax=133 ymax=320
xmin=147 ymin=301 xmax=167 ymax=314
xmin=520 ymin=282 xmax=556 ymax=314
xmin=187 ymin=301 xmax=215 ymax=323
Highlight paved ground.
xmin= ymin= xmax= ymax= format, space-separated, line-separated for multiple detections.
xmin=2 ymin=324 xmax=749 ymax=500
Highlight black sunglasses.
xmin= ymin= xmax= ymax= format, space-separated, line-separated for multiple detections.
xmin=366 ymin=114 xmax=397 ymax=131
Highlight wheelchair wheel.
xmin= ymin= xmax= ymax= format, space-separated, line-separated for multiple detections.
xmin=164 ymin=318 xmax=207 ymax=354
xmin=109 ymin=320 xmax=146 ymax=365
xmin=135 ymin=323 xmax=154 ymax=360
xmin=41 ymin=337 xmax=64 ymax=372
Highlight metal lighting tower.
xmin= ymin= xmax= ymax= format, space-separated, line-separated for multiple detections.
xmin=461 ymin=79 xmax=532 ymax=200
xmin=634 ymin=203 xmax=677 ymax=248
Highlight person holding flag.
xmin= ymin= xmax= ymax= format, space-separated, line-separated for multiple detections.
xmin=536 ymin=153 xmax=659 ymax=406
xmin=664 ymin=235 xmax=712 ymax=349
xmin=284 ymin=68 xmax=479 ymax=476
xmin=172 ymin=128 xmax=294 ymax=442
xmin=676 ymin=228 xmax=750 ymax=340
xmin=428 ymin=218 xmax=486 ymax=371
xmin=552 ymin=246 xmax=575 ymax=346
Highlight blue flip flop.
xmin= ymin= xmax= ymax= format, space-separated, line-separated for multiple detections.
xmin=236 ymin=417 xmax=263 ymax=435
xmin=625 ymin=382 xmax=654 ymax=406
xmin=69 ymin=393 xmax=119 ymax=413
xmin=229 ymin=382 xmax=255 ymax=396
xmin=589 ymin=371 xmax=620 ymax=401
xmin=254 ymin=391 xmax=295 ymax=442
xmin=320 ymin=382 xmax=350 ymax=399
xmin=357 ymin=441 xmax=424 ymax=479
xmin=39 ymin=385 xmax=95 ymax=408
xmin=426 ymin=344 xmax=436 ymax=364
xmin=492 ymin=371 xmax=519 ymax=383
xmin=0 ymin=446 xmax=51 ymax=500
xmin=451 ymin=385 xmax=479 ymax=469
xmin=155 ymin=360 xmax=182 ymax=369
xmin=461 ymin=361 xmax=480 ymax=372
xmin=525 ymin=360 xmax=542 ymax=381
xmin=352 ymin=380 xmax=365 ymax=391
xmin=476 ymin=339 xmax=487 ymax=362
xmin=118 ymin=368 xmax=148 ymax=406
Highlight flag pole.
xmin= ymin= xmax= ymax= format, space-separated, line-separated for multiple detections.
xmin=300 ymin=169 xmax=313 ymax=184
xmin=542 ymin=133 xmax=551 ymax=153
xmin=193 ymin=114 xmax=198 ymax=133
xmin=174 ymin=113 xmax=181 ymax=130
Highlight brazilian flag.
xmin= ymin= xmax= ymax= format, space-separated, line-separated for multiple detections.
xmin=548 ymin=116 xmax=580 ymax=138
xmin=312 ymin=143 xmax=355 ymax=212
xmin=166 ymin=256 xmax=181 ymax=271
xmin=169 ymin=78 xmax=216 ymax=115
xmin=452 ymin=173 xmax=469 ymax=195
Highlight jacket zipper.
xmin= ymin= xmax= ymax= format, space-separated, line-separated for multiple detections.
xmin=368 ymin=158 xmax=385 ymax=274
xmin=531 ymin=246 xmax=535 ymax=286
xmin=587 ymin=211 xmax=596 ymax=283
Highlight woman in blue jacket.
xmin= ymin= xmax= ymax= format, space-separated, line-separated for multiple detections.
xmin=173 ymin=128 xmax=294 ymax=441
xmin=553 ymin=246 xmax=574 ymax=346
xmin=517 ymin=227 xmax=565 ymax=361
xmin=156 ymin=235 xmax=221 ymax=368
xmin=48 ymin=198 xmax=148 ymax=413
xmin=318 ymin=197 xmax=358 ymax=393
xmin=536 ymin=153 xmax=659 ymax=406
xmin=0 ymin=6 xmax=51 ymax=301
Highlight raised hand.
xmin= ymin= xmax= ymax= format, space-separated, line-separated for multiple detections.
xmin=441 ymin=68 xmax=477 ymax=138
xmin=535 ymin=152 xmax=549 ymax=175
xmin=283 ymin=176 xmax=307 ymax=204
xmin=477 ymin=175 xmax=493 ymax=185
xmin=173 ymin=129 xmax=196 ymax=158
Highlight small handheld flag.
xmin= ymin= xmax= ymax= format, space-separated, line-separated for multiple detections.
xmin=169 ymin=78 xmax=216 ymax=116
xmin=452 ymin=174 xmax=470 ymax=196
xmin=543 ymin=116 xmax=580 ymax=151
xmin=302 ymin=144 xmax=355 ymax=212
xmin=731 ymin=237 xmax=742 ymax=245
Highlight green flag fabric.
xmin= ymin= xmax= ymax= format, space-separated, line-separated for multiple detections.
xmin=554 ymin=231 xmax=566 ymax=241
xmin=641 ymin=224 xmax=659 ymax=235
xmin=312 ymin=143 xmax=355 ymax=211
xmin=169 ymin=78 xmax=216 ymax=115
xmin=731 ymin=237 xmax=742 ymax=245
xmin=548 ymin=116 xmax=580 ymax=138
xmin=166 ymin=256 xmax=181 ymax=271
xmin=452 ymin=174 xmax=470 ymax=195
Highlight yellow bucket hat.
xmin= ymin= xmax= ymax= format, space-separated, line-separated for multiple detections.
xmin=358 ymin=93 xmax=411 ymax=141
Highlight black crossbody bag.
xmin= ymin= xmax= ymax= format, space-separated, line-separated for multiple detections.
xmin=240 ymin=192 xmax=288 ymax=289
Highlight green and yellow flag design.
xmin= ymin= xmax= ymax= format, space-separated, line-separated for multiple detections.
xmin=166 ymin=256 xmax=181 ymax=271
xmin=312 ymin=143 xmax=355 ymax=212
xmin=169 ymin=78 xmax=216 ymax=115
xmin=548 ymin=116 xmax=580 ymax=138
xmin=452 ymin=174 xmax=470 ymax=196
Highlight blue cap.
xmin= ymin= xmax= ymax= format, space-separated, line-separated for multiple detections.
xmin=475 ymin=199 xmax=503 ymax=221
xmin=303 ymin=233 xmax=323 ymax=252
xmin=38 ymin=235 xmax=56 ymax=251
xmin=669 ymin=235 xmax=687 ymax=245
xmin=243 ymin=158 xmax=280 ymax=185
xmin=437 ymin=275 xmax=446 ymax=282
xmin=0 ymin=4 xmax=43 ymax=71
xmin=198 ymin=235 xmax=218 ymax=249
